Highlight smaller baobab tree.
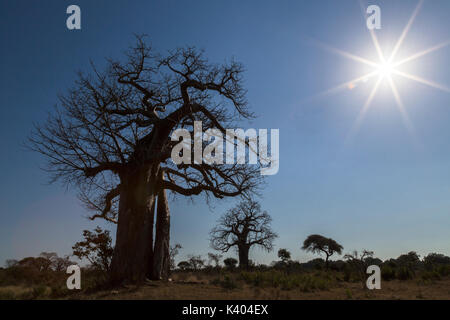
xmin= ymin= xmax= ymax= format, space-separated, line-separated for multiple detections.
xmin=302 ymin=234 xmax=343 ymax=270
xmin=210 ymin=200 xmax=278 ymax=269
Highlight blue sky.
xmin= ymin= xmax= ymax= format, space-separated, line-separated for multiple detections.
xmin=1 ymin=0 xmax=449 ymax=266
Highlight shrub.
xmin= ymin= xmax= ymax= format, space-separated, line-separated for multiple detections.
xmin=421 ymin=271 xmax=441 ymax=281
xmin=221 ymin=275 xmax=238 ymax=290
xmin=396 ymin=266 xmax=414 ymax=280
xmin=210 ymin=275 xmax=238 ymax=290
xmin=381 ymin=265 xmax=396 ymax=281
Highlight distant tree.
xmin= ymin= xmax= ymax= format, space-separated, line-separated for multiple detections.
xmin=187 ymin=255 xmax=205 ymax=271
xmin=169 ymin=244 xmax=182 ymax=271
xmin=423 ymin=252 xmax=450 ymax=269
xmin=18 ymin=256 xmax=50 ymax=271
xmin=5 ymin=259 xmax=19 ymax=268
xmin=210 ymin=200 xmax=278 ymax=268
xmin=302 ymin=234 xmax=343 ymax=270
xmin=223 ymin=257 xmax=238 ymax=269
xmin=344 ymin=249 xmax=374 ymax=287
xmin=39 ymin=252 xmax=75 ymax=271
xmin=277 ymin=248 xmax=291 ymax=263
xmin=39 ymin=252 xmax=57 ymax=267
xmin=72 ymin=227 xmax=114 ymax=271
xmin=396 ymin=251 xmax=420 ymax=268
xmin=53 ymin=255 xmax=75 ymax=272
xmin=208 ymin=253 xmax=223 ymax=267
xmin=177 ymin=261 xmax=191 ymax=271
xmin=302 ymin=258 xmax=326 ymax=270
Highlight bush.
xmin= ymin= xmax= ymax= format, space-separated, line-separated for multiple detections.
xmin=221 ymin=275 xmax=238 ymax=290
xmin=32 ymin=285 xmax=48 ymax=299
xmin=381 ymin=265 xmax=396 ymax=281
xmin=210 ymin=275 xmax=238 ymax=290
xmin=396 ymin=266 xmax=414 ymax=280
xmin=239 ymin=270 xmax=332 ymax=292
xmin=421 ymin=271 xmax=441 ymax=281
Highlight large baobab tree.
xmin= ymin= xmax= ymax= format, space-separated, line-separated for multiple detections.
xmin=301 ymin=234 xmax=343 ymax=270
xmin=210 ymin=200 xmax=277 ymax=268
xmin=29 ymin=36 xmax=262 ymax=284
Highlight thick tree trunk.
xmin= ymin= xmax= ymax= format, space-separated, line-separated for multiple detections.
xmin=152 ymin=174 xmax=171 ymax=280
xmin=110 ymin=164 xmax=160 ymax=284
xmin=238 ymin=245 xmax=250 ymax=269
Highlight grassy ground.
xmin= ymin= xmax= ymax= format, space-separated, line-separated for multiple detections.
xmin=1 ymin=270 xmax=449 ymax=300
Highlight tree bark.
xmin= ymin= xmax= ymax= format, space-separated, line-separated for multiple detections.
xmin=110 ymin=164 xmax=159 ymax=284
xmin=238 ymin=245 xmax=250 ymax=269
xmin=152 ymin=173 xmax=171 ymax=280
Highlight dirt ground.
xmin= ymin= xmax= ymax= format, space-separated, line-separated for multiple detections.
xmin=68 ymin=277 xmax=450 ymax=300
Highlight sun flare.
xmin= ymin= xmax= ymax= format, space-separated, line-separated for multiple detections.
xmin=313 ymin=0 xmax=450 ymax=142
xmin=377 ymin=61 xmax=394 ymax=79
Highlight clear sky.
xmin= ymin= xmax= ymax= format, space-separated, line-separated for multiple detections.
xmin=1 ymin=0 xmax=449 ymax=267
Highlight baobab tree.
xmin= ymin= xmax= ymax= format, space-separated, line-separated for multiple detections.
xmin=29 ymin=36 xmax=262 ymax=283
xmin=210 ymin=200 xmax=277 ymax=268
xmin=301 ymin=234 xmax=343 ymax=270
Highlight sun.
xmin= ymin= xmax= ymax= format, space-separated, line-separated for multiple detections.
xmin=312 ymin=0 xmax=450 ymax=141
xmin=377 ymin=61 xmax=394 ymax=79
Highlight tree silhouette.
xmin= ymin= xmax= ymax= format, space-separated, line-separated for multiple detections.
xmin=278 ymin=248 xmax=291 ymax=263
xmin=210 ymin=200 xmax=277 ymax=268
xmin=302 ymin=234 xmax=343 ymax=270
xmin=72 ymin=227 xmax=114 ymax=272
xmin=29 ymin=36 xmax=262 ymax=283
xmin=169 ymin=244 xmax=182 ymax=272
xmin=187 ymin=255 xmax=205 ymax=271
xmin=177 ymin=261 xmax=191 ymax=271
xmin=223 ymin=257 xmax=238 ymax=269
xmin=344 ymin=249 xmax=374 ymax=287
xmin=208 ymin=253 xmax=223 ymax=267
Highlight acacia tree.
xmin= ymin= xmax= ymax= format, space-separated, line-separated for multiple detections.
xmin=301 ymin=234 xmax=343 ymax=270
xmin=29 ymin=36 xmax=261 ymax=283
xmin=210 ymin=200 xmax=277 ymax=268
xmin=278 ymin=248 xmax=291 ymax=263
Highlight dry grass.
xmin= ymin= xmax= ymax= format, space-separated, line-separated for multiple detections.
xmin=2 ymin=270 xmax=449 ymax=300
xmin=69 ymin=275 xmax=450 ymax=300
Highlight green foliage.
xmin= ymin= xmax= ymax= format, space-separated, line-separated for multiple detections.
xmin=72 ymin=226 xmax=113 ymax=272
xmin=421 ymin=270 xmax=441 ymax=281
xmin=210 ymin=275 xmax=238 ymax=290
xmin=345 ymin=288 xmax=353 ymax=299
xmin=396 ymin=266 xmax=414 ymax=280
xmin=221 ymin=275 xmax=238 ymax=290
xmin=381 ymin=265 xmax=396 ymax=281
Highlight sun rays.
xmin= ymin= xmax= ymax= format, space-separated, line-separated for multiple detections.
xmin=312 ymin=0 xmax=449 ymax=144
